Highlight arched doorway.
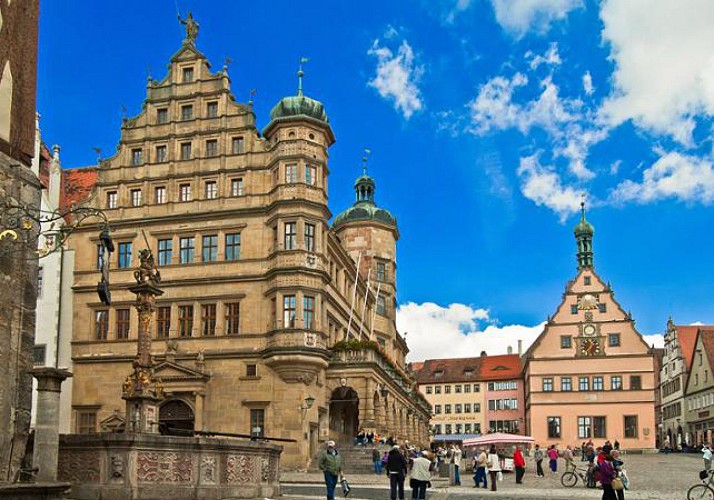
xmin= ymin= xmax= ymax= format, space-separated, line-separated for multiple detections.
xmin=329 ymin=386 xmax=359 ymax=444
xmin=159 ymin=399 xmax=195 ymax=432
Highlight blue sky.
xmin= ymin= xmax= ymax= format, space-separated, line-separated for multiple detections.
xmin=38 ymin=1 xmax=714 ymax=359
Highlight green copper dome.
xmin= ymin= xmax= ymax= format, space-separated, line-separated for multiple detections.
xmin=333 ymin=172 xmax=397 ymax=228
xmin=269 ymin=94 xmax=328 ymax=123
xmin=574 ymin=209 xmax=594 ymax=236
xmin=269 ymin=66 xmax=328 ymax=124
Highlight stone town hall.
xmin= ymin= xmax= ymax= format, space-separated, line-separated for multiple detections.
xmin=64 ymin=26 xmax=430 ymax=468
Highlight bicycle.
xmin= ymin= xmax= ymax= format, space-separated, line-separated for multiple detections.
xmin=688 ymin=470 xmax=714 ymax=499
xmin=561 ymin=464 xmax=597 ymax=488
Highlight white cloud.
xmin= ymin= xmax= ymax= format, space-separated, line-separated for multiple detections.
xmin=469 ymin=73 xmax=600 ymax=180
xmin=368 ymin=32 xmax=424 ymax=120
xmin=582 ymin=71 xmax=594 ymax=96
xmin=610 ymin=151 xmax=714 ymax=205
xmin=490 ymin=0 xmax=583 ymax=37
xmin=526 ymin=43 xmax=562 ymax=70
xmin=396 ymin=302 xmax=544 ymax=361
xmin=643 ymin=334 xmax=664 ymax=348
xmin=517 ymin=154 xmax=586 ymax=220
xmin=444 ymin=0 xmax=474 ymax=24
xmin=599 ymin=0 xmax=714 ymax=145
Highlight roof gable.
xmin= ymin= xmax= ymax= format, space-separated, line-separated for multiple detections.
xmin=675 ymin=325 xmax=701 ymax=371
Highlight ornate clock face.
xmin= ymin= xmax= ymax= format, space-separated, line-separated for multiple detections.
xmin=581 ymin=338 xmax=601 ymax=356
xmin=583 ymin=324 xmax=596 ymax=336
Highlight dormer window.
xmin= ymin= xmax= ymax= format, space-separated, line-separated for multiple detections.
xmin=182 ymin=67 xmax=194 ymax=83
xmin=464 ymin=369 xmax=474 ymax=377
xmin=434 ymin=370 xmax=444 ymax=379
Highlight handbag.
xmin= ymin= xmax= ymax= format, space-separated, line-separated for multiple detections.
xmin=612 ymin=477 xmax=624 ymax=491
xmin=340 ymin=476 xmax=351 ymax=497
xmin=496 ymin=471 xmax=503 ymax=481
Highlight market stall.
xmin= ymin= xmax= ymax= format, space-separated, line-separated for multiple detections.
xmin=463 ymin=433 xmax=535 ymax=472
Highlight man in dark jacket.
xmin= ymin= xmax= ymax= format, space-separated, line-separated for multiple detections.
xmin=386 ymin=445 xmax=407 ymax=500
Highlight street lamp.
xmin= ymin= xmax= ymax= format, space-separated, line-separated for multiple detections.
xmin=299 ymin=395 xmax=315 ymax=419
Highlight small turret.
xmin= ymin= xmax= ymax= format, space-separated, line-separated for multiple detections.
xmin=574 ymin=201 xmax=594 ymax=270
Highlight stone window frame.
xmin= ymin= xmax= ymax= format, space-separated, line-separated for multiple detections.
xmin=180 ymin=141 xmax=192 ymax=160
xmin=154 ymin=185 xmax=167 ymax=204
xmin=225 ymin=302 xmax=241 ymax=335
xmin=206 ymin=100 xmax=218 ymax=118
xmin=542 ymin=377 xmax=553 ymax=392
xmin=156 ymin=107 xmax=169 ymax=124
xmin=180 ymin=104 xmax=194 ymax=121
xmin=611 ymin=375 xmax=622 ymax=391
xmin=116 ymin=308 xmax=130 ymax=340
xmin=561 ymin=377 xmax=572 ymax=392
xmin=155 ymin=144 xmax=168 ymax=163
xmin=179 ymin=236 xmax=195 ymax=264
xmin=178 ymin=304 xmax=194 ymax=337
xmin=131 ymin=148 xmax=143 ymax=166
xmin=181 ymin=66 xmax=194 ymax=83
xmin=592 ymin=376 xmax=604 ymax=391
xmin=201 ymin=303 xmax=217 ymax=336
xmin=630 ymin=375 xmax=642 ymax=390
xmin=230 ymin=177 xmax=244 ymax=197
xmin=205 ymin=138 xmax=218 ymax=158
xmin=608 ymin=333 xmax=621 ymax=347
xmin=117 ymin=241 xmax=132 ymax=269
xmin=74 ymin=406 xmax=100 ymax=434
xmin=231 ymin=136 xmax=245 ymax=154
xmin=179 ymin=183 xmax=192 ymax=202
xmin=130 ymin=188 xmax=142 ymax=207
xmin=156 ymin=306 xmax=171 ymax=338
xmin=106 ymin=191 xmax=117 ymax=209
xmin=560 ymin=335 xmax=572 ymax=349
xmin=157 ymin=238 xmax=172 ymax=266
xmin=201 ymin=234 xmax=218 ymax=262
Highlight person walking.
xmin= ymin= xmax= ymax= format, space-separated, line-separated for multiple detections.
xmin=373 ymin=447 xmax=383 ymax=474
xmin=513 ymin=446 xmax=525 ymax=484
xmin=611 ymin=450 xmax=626 ymax=500
xmin=581 ymin=441 xmax=587 ymax=461
xmin=387 ymin=445 xmax=408 ymax=500
xmin=547 ymin=445 xmax=559 ymax=475
xmin=318 ymin=441 xmax=343 ymax=500
xmin=598 ymin=453 xmax=618 ymax=500
xmin=452 ymin=444 xmax=462 ymax=485
xmin=533 ymin=444 xmax=545 ymax=478
xmin=409 ymin=451 xmax=432 ymax=500
xmin=473 ymin=447 xmax=488 ymax=489
xmin=704 ymin=445 xmax=713 ymax=471
xmin=564 ymin=445 xmax=574 ymax=472
xmin=487 ymin=445 xmax=501 ymax=492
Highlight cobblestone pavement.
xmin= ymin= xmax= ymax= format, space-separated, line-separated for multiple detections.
xmin=281 ymin=452 xmax=704 ymax=499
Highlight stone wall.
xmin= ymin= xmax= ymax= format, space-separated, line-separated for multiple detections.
xmin=58 ymin=433 xmax=282 ymax=500
xmin=0 ymin=154 xmax=41 ymax=482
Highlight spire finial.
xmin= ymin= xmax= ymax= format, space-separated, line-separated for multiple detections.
xmin=298 ymin=57 xmax=309 ymax=96
xmin=362 ymin=148 xmax=371 ymax=176
xmin=248 ymin=89 xmax=257 ymax=107
xmin=580 ymin=194 xmax=586 ymax=218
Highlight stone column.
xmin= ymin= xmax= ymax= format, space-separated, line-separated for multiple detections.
xmin=362 ymin=378 xmax=375 ymax=428
xmin=30 ymin=367 xmax=72 ymax=482
xmin=123 ymin=277 xmax=165 ymax=434
xmin=195 ymin=392 xmax=205 ymax=431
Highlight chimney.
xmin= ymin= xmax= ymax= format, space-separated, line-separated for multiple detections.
xmin=518 ymin=339 xmax=523 ymax=357
xmin=507 ymin=346 xmax=513 ymax=355
xmin=480 ymin=351 xmax=487 ymax=357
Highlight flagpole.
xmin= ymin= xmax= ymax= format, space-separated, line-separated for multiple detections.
xmin=358 ymin=269 xmax=371 ymax=340
xmin=369 ymin=281 xmax=382 ymax=340
xmin=345 ymin=252 xmax=361 ymax=340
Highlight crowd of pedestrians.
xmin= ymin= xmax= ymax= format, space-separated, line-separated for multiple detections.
xmin=319 ymin=435 xmax=632 ymax=499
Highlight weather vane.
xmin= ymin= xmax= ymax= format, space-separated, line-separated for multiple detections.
xmin=248 ymin=89 xmax=257 ymax=107
xmin=362 ymin=148 xmax=371 ymax=176
xmin=298 ymin=56 xmax=308 ymax=96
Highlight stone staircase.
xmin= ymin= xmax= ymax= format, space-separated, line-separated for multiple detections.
xmin=309 ymin=444 xmax=387 ymax=474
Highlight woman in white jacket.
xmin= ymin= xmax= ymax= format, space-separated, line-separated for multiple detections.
xmin=410 ymin=451 xmax=433 ymax=500
xmin=487 ymin=445 xmax=501 ymax=492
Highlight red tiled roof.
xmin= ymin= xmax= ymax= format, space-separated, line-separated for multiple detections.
xmin=478 ymin=354 xmax=522 ymax=381
xmin=416 ymin=357 xmax=483 ymax=384
xmin=699 ymin=329 xmax=714 ymax=373
xmin=410 ymin=361 xmax=424 ymax=372
xmin=38 ymin=143 xmax=52 ymax=189
xmin=677 ymin=325 xmax=702 ymax=371
xmin=415 ymin=354 xmax=522 ymax=384
xmin=60 ymin=167 xmax=98 ymax=214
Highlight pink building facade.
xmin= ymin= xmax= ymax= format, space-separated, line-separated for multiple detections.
xmin=523 ymin=207 xmax=656 ymax=450
xmin=482 ymin=355 xmax=525 ymax=434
